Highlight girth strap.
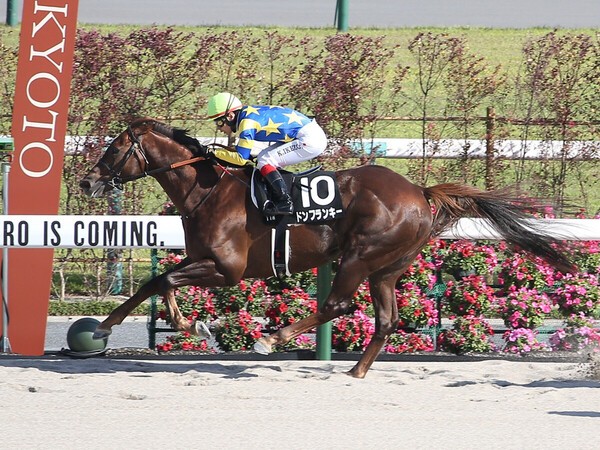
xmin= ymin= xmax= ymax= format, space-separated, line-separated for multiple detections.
xmin=270 ymin=223 xmax=291 ymax=279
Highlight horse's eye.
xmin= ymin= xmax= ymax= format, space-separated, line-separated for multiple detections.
xmin=112 ymin=147 xmax=119 ymax=154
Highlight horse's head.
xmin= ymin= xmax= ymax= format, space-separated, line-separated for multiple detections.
xmin=79 ymin=118 xmax=159 ymax=197
xmin=80 ymin=118 xmax=213 ymax=199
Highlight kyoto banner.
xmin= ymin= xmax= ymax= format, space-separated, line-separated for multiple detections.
xmin=1 ymin=0 xmax=79 ymax=354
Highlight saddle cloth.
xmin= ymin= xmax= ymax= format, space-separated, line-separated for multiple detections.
xmin=250 ymin=167 xmax=344 ymax=225
xmin=250 ymin=167 xmax=345 ymax=278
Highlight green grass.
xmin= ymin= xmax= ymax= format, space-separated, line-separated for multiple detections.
xmin=381 ymin=158 xmax=600 ymax=213
xmin=3 ymin=24 xmax=596 ymax=139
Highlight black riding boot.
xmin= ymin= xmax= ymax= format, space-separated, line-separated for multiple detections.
xmin=264 ymin=170 xmax=293 ymax=216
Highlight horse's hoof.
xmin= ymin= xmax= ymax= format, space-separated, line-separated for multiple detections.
xmin=346 ymin=369 xmax=366 ymax=379
xmin=253 ymin=338 xmax=272 ymax=355
xmin=195 ymin=321 xmax=212 ymax=339
xmin=93 ymin=328 xmax=112 ymax=340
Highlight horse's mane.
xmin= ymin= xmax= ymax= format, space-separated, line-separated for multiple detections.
xmin=148 ymin=119 xmax=252 ymax=175
xmin=151 ymin=120 xmax=198 ymax=151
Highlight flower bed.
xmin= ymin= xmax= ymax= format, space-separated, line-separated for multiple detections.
xmin=155 ymin=218 xmax=600 ymax=356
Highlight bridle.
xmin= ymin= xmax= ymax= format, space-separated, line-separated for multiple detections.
xmin=97 ymin=125 xmax=248 ymax=197
xmin=99 ymin=126 xmax=150 ymax=190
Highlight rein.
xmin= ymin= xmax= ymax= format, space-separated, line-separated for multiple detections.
xmin=120 ymin=155 xmax=206 ymax=182
xmin=120 ymin=142 xmax=246 ymax=185
xmin=100 ymin=126 xmax=205 ymax=186
xmin=103 ymin=126 xmax=251 ymax=218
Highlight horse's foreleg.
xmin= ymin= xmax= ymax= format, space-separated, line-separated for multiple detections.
xmin=348 ymin=271 xmax=401 ymax=379
xmin=161 ymin=288 xmax=211 ymax=337
xmin=94 ymin=275 xmax=163 ymax=339
xmin=95 ymin=257 xmax=229 ymax=340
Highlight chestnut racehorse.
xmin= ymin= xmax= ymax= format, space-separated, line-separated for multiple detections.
xmin=80 ymin=118 xmax=575 ymax=378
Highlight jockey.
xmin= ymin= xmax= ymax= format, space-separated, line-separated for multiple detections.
xmin=207 ymin=92 xmax=327 ymax=216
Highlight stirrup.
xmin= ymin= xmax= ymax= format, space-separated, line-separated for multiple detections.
xmin=264 ymin=199 xmax=293 ymax=216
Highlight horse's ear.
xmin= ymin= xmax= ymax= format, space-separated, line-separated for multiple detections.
xmin=131 ymin=118 xmax=154 ymax=134
xmin=140 ymin=120 xmax=155 ymax=132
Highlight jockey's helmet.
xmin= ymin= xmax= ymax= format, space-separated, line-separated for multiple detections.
xmin=207 ymin=92 xmax=243 ymax=120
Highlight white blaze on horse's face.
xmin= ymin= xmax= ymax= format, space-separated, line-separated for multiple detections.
xmin=82 ymin=175 xmax=108 ymax=198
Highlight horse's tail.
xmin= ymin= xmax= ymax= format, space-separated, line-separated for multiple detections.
xmin=423 ymin=183 xmax=577 ymax=274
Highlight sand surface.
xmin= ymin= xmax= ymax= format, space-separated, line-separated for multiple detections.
xmin=0 ymin=356 xmax=599 ymax=449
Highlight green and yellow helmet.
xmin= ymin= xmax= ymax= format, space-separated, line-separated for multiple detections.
xmin=206 ymin=92 xmax=243 ymax=119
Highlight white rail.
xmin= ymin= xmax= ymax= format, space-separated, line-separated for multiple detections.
xmin=0 ymin=216 xmax=597 ymax=248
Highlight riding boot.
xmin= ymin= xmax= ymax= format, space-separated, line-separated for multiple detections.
xmin=263 ymin=170 xmax=293 ymax=216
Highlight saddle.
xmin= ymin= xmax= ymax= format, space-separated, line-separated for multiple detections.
xmin=250 ymin=167 xmax=345 ymax=278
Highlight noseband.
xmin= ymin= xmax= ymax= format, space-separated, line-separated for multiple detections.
xmin=99 ymin=126 xmax=149 ymax=190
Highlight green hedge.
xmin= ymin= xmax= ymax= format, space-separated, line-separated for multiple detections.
xmin=48 ymin=300 xmax=151 ymax=316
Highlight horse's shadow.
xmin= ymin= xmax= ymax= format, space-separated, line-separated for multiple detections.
xmin=491 ymin=379 xmax=600 ymax=389
xmin=0 ymin=357 xmax=288 ymax=379
xmin=548 ymin=410 xmax=600 ymax=418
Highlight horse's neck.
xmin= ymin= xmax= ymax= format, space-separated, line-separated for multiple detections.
xmin=154 ymin=161 xmax=230 ymax=217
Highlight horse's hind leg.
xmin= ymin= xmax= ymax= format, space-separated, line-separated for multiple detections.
xmin=253 ymin=313 xmax=322 ymax=354
xmin=163 ymin=288 xmax=198 ymax=334
xmin=161 ymin=286 xmax=211 ymax=336
xmin=348 ymin=269 xmax=403 ymax=379
xmin=254 ymin=263 xmax=367 ymax=354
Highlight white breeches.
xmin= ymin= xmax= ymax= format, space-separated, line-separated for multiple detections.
xmin=256 ymin=120 xmax=327 ymax=169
